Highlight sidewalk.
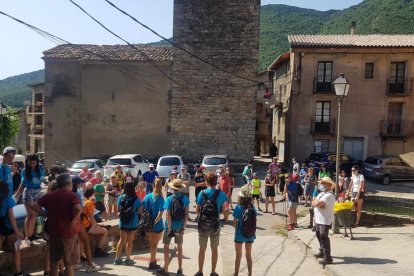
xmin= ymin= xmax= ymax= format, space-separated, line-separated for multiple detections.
xmin=291 ymin=214 xmax=414 ymax=276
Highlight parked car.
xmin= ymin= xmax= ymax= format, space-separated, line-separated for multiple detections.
xmin=69 ymin=159 xmax=106 ymax=176
xmin=201 ymin=154 xmax=230 ymax=173
xmin=104 ymin=154 xmax=149 ymax=179
xmin=305 ymin=152 xmax=362 ymax=175
xmin=0 ymin=154 xmax=26 ymax=170
xmin=156 ymin=155 xmax=186 ymax=179
xmin=362 ymin=156 xmax=414 ymax=185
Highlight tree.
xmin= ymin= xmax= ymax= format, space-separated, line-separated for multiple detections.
xmin=0 ymin=107 xmax=20 ymax=150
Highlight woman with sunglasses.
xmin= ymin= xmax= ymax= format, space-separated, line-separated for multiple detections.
xmin=348 ymin=165 xmax=365 ymax=227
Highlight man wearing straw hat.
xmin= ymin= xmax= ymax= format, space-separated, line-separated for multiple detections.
xmin=312 ymin=176 xmax=336 ymax=266
xmin=158 ymin=179 xmax=189 ymax=276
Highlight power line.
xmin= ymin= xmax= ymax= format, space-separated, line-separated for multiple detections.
xmin=102 ymin=0 xmax=259 ymax=84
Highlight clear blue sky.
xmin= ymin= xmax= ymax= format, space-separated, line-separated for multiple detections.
xmin=0 ymin=0 xmax=362 ymax=80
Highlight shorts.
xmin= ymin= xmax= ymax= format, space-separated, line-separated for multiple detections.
xmin=352 ymin=192 xmax=365 ymax=200
xmin=49 ymin=236 xmax=79 ymax=266
xmin=304 ymin=183 xmax=314 ymax=196
xmin=120 ymin=227 xmax=137 ymax=232
xmin=199 ymin=228 xmax=220 ymax=249
xmin=163 ymin=229 xmax=183 ymax=245
xmin=146 ymin=183 xmax=154 ymax=194
xmin=235 ymin=240 xmax=254 ymax=244
xmin=265 ymin=186 xmax=275 ymax=197
xmin=252 ymin=194 xmax=260 ymax=199
xmin=107 ymin=195 xmax=117 ymax=209
xmin=0 ymin=231 xmax=18 ymax=252
xmin=95 ymin=201 xmax=106 ymax=213
xmin=23 ymin=188 xmax=43 ymax=204
xmin=288 ymin=202 xmax=298 ymax=209
xmin=242 ymin=175 xmax=249 ymax=184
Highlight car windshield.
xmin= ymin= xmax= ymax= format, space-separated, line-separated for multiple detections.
xmin=107 ymin=158 xmax=132 ymax=166
xmin=204 ymin=157 xmax=227 ymax=165
xmin=308 ymin=155 xmax=321 ymax=161
xmin=364 ymin=157 xmax=382 ymax=165
xmin=159 ymin=157 xmax=180 ymax=166
xmin=72 ymin=161 xmax=94 ymax=169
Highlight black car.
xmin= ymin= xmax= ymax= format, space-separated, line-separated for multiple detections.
xmin=305 ymin=152 xmax=362 ymax=175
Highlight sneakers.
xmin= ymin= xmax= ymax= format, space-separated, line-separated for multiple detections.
xmin=210 ymin=273 xmax=219 ymax=276
xmin=74 ymin=263 xmax=84 ymax=270
xmin=114 ymin=258 xmax=123 ymax=265
xmin=94 ymin=248 xmax=109 ymax=258
xmin=124 ymin=259 xmax=135 ymax=266
xmin=313 ymin=251 xmax=324 ymax=259
xmin=177 ymin=269 xmax=183 ymax=276
xmin=156 ymin=268 xmax=169 ymax=276
xmin=194 ymin=272 xmax=204 ymax=276
xmin=148 ymin=261 xmax=161 ymax=270
xmin=86 ymin=262 xmax=101 ymax=272
xmin=318 ymin=258 xmax=333 ymax=265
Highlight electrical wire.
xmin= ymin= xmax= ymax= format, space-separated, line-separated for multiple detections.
xmin=102 ymin=0 xmax=259 ymax=85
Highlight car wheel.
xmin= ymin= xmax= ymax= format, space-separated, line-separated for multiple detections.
xmin=381 ymin=175 xmax=391 ymax=185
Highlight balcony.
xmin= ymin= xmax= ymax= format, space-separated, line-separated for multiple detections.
xmin=310 ymin=118 xmax=336 ymax=135
xmin=386 ymin=78 xmax=413 ymax=96
xmin=30 ymin=125 xmax=44 ymax=136
xmin=380 ymin=120 xmax=413 ymax=138
xmin=313 ymin=78 xmax=334 ymax=94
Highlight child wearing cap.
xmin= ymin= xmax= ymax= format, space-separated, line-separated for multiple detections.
xmin=233 ymin=185 xmax=257 ymax=276
xmin=251 ymin=173 xmax=262 ymax=211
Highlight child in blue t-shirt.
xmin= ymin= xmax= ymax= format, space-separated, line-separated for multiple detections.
xmin=157 ymin=179 xmax=190 ymax=276
xmin=233 ymin=185 xmax=256 ymax=276
xmin=114 ymin=182 xmax=142 ymax=266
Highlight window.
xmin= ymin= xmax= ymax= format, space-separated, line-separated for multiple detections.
xmin=133 ymin=155 xmax=144 ymax=163
xmin=316 ymin=61 xmax=333 ymax=92
xmin=389 ymin=62 xmax=406 ymax=93
xmin=314 ymin=140 xmax=329 ymax=153
xmin=107 ymin=158 xmax=132 ymax=166
xmin=387 ymin=102 xmax=403 ymax=134
xmin=314 ymin=101 xmax=331 ymax=133
xmin=159 ymin=157 xmax=181 ymax=166
xmin=365 ymin=63 xmax=374 ymax=79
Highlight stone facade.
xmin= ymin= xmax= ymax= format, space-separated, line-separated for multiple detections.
xmin=170 ymin=0 xmax=260 ymax=162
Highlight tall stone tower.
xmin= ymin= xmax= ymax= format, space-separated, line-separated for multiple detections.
xmin=171 ymin=0 xmax=260 ymax=162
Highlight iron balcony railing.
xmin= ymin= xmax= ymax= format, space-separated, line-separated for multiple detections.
xmin=313 ymin=77 xmax=334 ymax=94
xmin=310 ymin=118 xmax=336 ymax=135
xmin=386 ymin=78 xmax=413 ymax=96
xmin=379 ymin=120 xmax=414 ymax=138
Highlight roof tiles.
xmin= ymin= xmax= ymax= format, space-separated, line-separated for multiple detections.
xmin=288 ymin=34 xmax=414 ymax=48
xmin=43 ymin=44 xmax=172 ymax=61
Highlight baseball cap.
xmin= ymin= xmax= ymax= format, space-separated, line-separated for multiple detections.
xmin=171 ymin=170 xmax=178 ymax=175
xmin=253 ymin=173 xmax=258 ymax=177
xmin=72 ymin=176 xmax=85 ymax=185
xmin=2 ymin=146 xmax=16 ymax=155
xmin=149 ymin=163 xmax=154 ymax=168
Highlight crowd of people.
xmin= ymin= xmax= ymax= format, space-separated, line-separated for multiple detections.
xmin=0 ymin=146 xmax=367 ymax=276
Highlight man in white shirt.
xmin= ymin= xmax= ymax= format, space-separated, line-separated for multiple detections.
xmin=312 ymin=176 xmax=336 ymax=265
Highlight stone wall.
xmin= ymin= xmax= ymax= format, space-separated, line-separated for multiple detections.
xmin=171 ymin=0 xmax=260 ymax=162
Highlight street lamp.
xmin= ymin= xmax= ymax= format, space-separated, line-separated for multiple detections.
xmin=0 ymin=102 xmax=7 ymax=149
xmin=332 ymin=74 xmax=350 ymax=234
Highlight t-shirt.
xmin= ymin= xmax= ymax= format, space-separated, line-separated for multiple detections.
xmin=287 ymin=182 xmax=299 ymax=203
xmin=37 ymin=188 xmax=81 ymax=238
xmin=21 ymin=167 xmax=45 ymax=189
xmin=0 ymin=163 xmax=13 ymax=196
xmin=143 ymin=170 xmax=159 ymax=183
xmin=318 ymin=171 xmax=331 ymax=179
xmin=268 ymin=162 xmax=281 ymax=177
xmin=82 ymin=199 xmax=95 ymax=228
xmin=125 ymin=175 xmax=134 ymax=184
xmin=79 ymin=171 xmax=93 ymax=182
xmin=94 ymin=184 xmax=105 ymax=203
xmin=136 ymin=190 xmax=146 ymax=201
xmin=115 ymin=171 xmax=125 ymax=187
xmin=0 ymin=195 xmax=15 ymax=230
xmin=242 ymin=166 xmax=252 ymax=177
xmin=292 ymin=163 xmax=299 ymax=174
xmin=219 ymin=176 xmax=231 ymax=195
xmin=251 ymin=178 xmax=261 ymax=195
xmin=299 ymin=168 xmax=307 ymax=184
xmin=196 ymin=188 xmax=227 ymax=214
xmin=314 ymin=192 xmax=335 ymax=225
xmin=165 ymin=178 xmax=175 ymax=194
xmin=143 ymin=193 xmax=165 ymax=232
xmin=177 ymin=173 xmax=191 ymax=194
xmin=233 ymin=204 xmax=257 ymax=243
xmin=117 ymin=195 xmax=141 ymax=229
xmin=164 ymin=192 xmax=190 ymax=231
xmin=89 ymin=177 xmax=101 ymax=186
xmin=351 ymin=174 xmax=365 ymax=193
xmin=194 ymin=174 xmax=206 ymax=187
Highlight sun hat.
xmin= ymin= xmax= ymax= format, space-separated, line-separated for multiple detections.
xmin=238 ymin=185 xmax=252 ymax=198
xmin=319 ymin=176 xmax=335 ymax=186
xmin=167 ymin=179 xmax=186 ymax=191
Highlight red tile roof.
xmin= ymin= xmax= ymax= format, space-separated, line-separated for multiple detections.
xmin=288 ymin=35 xmax=414 ymax=48
xmin=43 ymin=44 xmax=172 ymax=61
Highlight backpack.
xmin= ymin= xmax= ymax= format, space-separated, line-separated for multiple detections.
xmin=119 ymin=197 xmax=136 ymax=225
xmin=171 ymin=195 xmax=185 ymax=220
xmin=198 ymin=190 xmax=220 ymax=233
xmin=138 ymin=196 xmax=160 ymax=232
xmin=240 ymin=206 xmax=257 ymax=238
xmin=297 ymin=183 xmax=304 ymax=197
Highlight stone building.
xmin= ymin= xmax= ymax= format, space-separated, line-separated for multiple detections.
xmin=269 ymin=34 xmax=414 ymax=162
xmin=42 ymin=45 xmax=172 ymax=165
xmin=26 ymin=82 xmax=45 ymax=154
xmin=170 ymin=0 xmax=260 ymax=162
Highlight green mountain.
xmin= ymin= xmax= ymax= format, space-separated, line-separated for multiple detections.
xmin=3 ymin=0 xmax=414 ymax=106
xmin=0 ymin=70 xmax=44 ymax=107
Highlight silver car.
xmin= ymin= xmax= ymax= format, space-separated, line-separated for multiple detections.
xmin=156 ymin=155 xmax=186 ymax=179
xmin=362 ymin=156 xmax=414 ymax=185
xmin=201 ymin=155 xmax=230 ymax=174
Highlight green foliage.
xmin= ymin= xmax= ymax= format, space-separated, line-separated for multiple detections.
xmin=0 ymin=107 xmax=21 ymax=149
xmin=0 ymin=69 xmax=44 ymax=108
